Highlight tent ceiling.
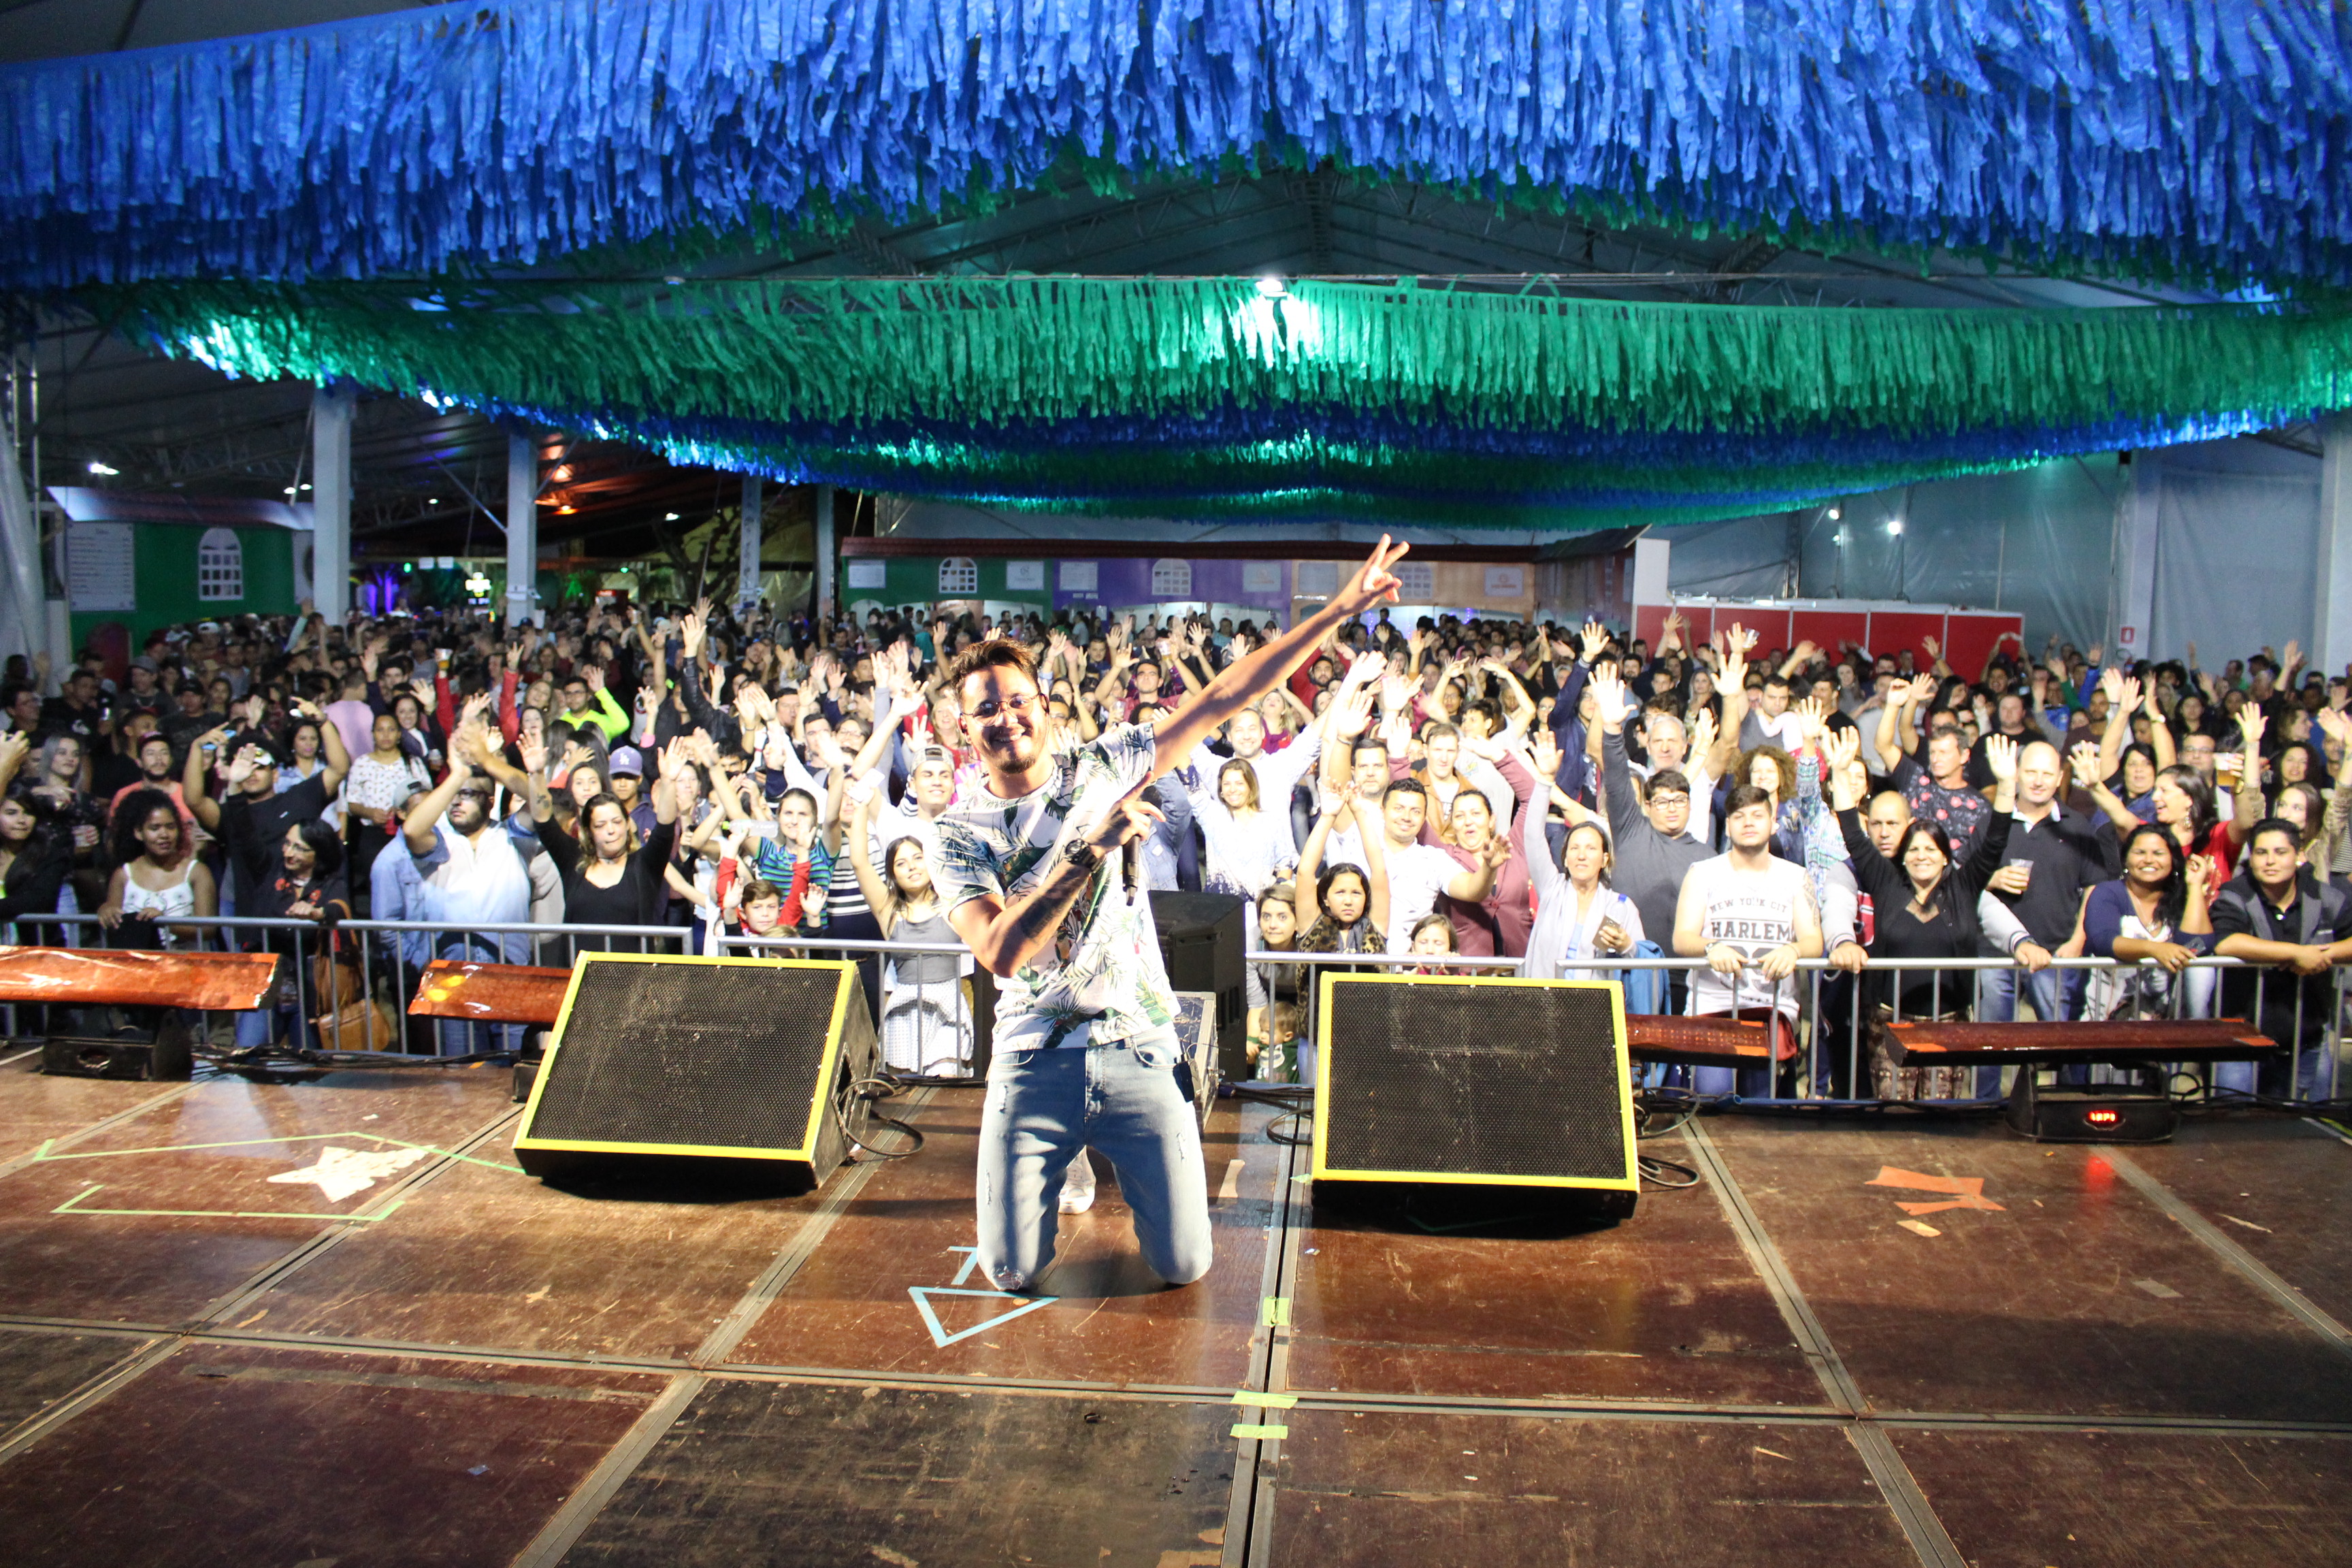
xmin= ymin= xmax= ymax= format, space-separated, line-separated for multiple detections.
xmin=1 ymin=0 xmax=2302 ymax=548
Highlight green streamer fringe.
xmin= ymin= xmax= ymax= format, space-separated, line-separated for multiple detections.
xmin=106 ymin=276 xmax=2352 ymax=525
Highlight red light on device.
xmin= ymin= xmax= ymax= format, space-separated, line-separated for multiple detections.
xmin=2085 ymin=1109 xmax=2122 ymax=1127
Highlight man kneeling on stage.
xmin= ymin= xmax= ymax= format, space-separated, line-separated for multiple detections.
xmin=937 ymin=537 xmax=1410 ymax=1293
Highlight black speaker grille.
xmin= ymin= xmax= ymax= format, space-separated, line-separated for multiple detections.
xmin=529 ymin=961 xmax=842 ymax=1151
xmin=1321 ymin=979 xmax=1629 ymax=1181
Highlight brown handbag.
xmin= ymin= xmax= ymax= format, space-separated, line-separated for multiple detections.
xmin=310 ymin=945 xmax=398 ymax=1051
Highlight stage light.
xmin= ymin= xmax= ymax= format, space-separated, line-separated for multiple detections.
xmin=557 ymin=504 xmax=577 ymax=514
xmin=1826 ymin=505 xmax=1841 ymax=521
xmin=299 ymin=483 xmax=312 ymax=491
xmin=1256 ymin=275 xmax=1288 ymax=298
xmin=1886 ymin=519 xmax=1904 ymax=536
xmin=86 ymin=460 xmax=118 ymax=476
xmin=664 ymin=512 xmax=680 ymax=521
xmin=284 ymin=487 xmax=298 ymax=496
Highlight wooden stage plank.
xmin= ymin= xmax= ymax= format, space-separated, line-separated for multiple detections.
xmin=0 ymin=1328 xmax=156 ymax=1435
xmin=246 ymin=1131 xmax=838 ymax=1361
xmin=1258 ymin=1407 xmax=1920 ymax=1567
xmin=1284 ymin=1169 xmax=1823 ymax=1408
xmin=1702 ymin=1116 xmax=2352 ymax=1421
xmin=0 ymin=1342 xmax=666 ymax=1568
xmin=0 ymin=1066 xmax=513 ymax=1324
xmin=1893 ymin=1426 xmax=2352 ymax=1568
xmin=0 ymin=1054 xmax=187 ymax=1166
xmin=562 ymin=1379 xmax=1235 ymax=1568
xmin=2120 ymin=1115 xmax=2352 ymax=1327
xmin=721 ymin=1089 xmax=1278 ymax=1389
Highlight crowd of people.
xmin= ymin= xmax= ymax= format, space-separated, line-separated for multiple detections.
xmin=1 ymin=583 xmax=2347 ymax=1099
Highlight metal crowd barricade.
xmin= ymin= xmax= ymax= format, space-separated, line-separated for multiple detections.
xmin=1 ymin=909 xmax=2343 ymax=1107
xmin=1245 ymin=948 xmax=2348 ymax=1108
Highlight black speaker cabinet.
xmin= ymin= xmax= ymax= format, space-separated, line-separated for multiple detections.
xmin=1150 ymin=890 xmax=1247 ymax=1081
xmin=41 ymin=1018 xmax=193 ymax=1081
xmin=514 ymin=953 xmax=877 ymax=1190
xmin=1312 ymin=974 xmax=1637 ymax=1194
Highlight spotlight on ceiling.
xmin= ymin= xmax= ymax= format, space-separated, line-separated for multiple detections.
xmin=1825 ymin=506 xmax=1841 ymax=521
xmin=86 ymin=460 xmax=120 ymax=476
xmin=664 ymin=512 xmax=681 ymax=521
xmin=1886 ymin=519 xmax=1905 ymax=536
xmin=1256 ymin=275 xmax=1288 ymax=298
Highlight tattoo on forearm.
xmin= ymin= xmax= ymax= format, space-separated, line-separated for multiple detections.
xmin=1001 ymin=860 xmax=1094 ymax=956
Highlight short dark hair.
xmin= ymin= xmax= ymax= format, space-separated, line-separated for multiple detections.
xmin=1723 ymin=783 xmax=1775 ymax=818
xmin=1383 ymin=777 xmax=1427 ymax=804
xmin=2247 ymin=816 xmax=2302 ymax=853
xmin=947 ymin=637 xmax=1038 ymax=695
xmin=287 ymin=817 xmax=344 ymax=877
xmin=1647 ymin=768 xmax=1690 ymax=798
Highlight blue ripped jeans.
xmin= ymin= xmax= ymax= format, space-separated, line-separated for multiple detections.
xmin=974 ymin=1028 xmax=1214 ymax=1293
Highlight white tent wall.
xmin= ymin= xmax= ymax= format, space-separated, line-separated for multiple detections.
xmin=2144 ymin=440 xmax=2323 ymax=668
xmin=1659 ymin=441 xmax=2321 ymax=662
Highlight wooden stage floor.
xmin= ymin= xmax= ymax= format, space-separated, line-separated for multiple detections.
xmin=3 ymin=1048 xmax=2351 ymax=1567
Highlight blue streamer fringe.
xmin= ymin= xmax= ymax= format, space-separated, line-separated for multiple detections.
xmin=5 ymin=0 xmax=2349 ymax=291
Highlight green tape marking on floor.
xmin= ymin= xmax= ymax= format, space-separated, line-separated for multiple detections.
xmin=1260 ymin=1296 xmax=1291 ymax=1326
xmin=52 ymin=1185 xmax=406 ymax=1224
xmin=1230 ymin=1422 xmax=1289 ymax=1440
xmin=1231 ymin=1391 xmax=1298 ymax=1408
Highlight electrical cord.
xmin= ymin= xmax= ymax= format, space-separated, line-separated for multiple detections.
xmin=834 ymin=1074 xmax=924 ymax=1160
xmin=1637 ymin=1154 xmax=1701 ymax=1188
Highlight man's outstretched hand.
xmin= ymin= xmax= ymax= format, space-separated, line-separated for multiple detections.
xmin=1335 ymin=535 xmax=1410 ymax=615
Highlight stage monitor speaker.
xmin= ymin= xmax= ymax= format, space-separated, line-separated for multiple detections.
xmin=40 ymin=1017 xmax=193 ymax=1081
xmin=1312 ymin=974 xmax=1637 ymax=1193
xmin=1151 ymin=890 xmax=1247 ymax=1081
xmin=514 ymin=953 xmax=877 ymax=1190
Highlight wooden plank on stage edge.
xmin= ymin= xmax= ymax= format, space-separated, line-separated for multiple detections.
xmin=1255 ymin=1407 xmax=1920 ymax=1568
xmin=1281 ymin=1159 xmax=1825 ymax=1409
xmin=2117 ymin=1116 xmax=2352 ymax=1330
xmin=0 ymin=1066 xmax=516 ymax=1326
xmin=0 ymin=1343 xmax=668 ymax=1568
xmin=1893 ymin=1426 xmax=2352 ymax=1568
xmin=721 ymin=1088 xmax=1281 ymax=1390
xmin=244 ymin=1141 xmax=845 ymax=1364
xmin=1701 ymin=1116 xmax=2352 ymax=1422
xmin=559 ymin=1380 xmax=1235 ymax=1568
xmin=0 ymin=1326 xmax=159 ymax=1437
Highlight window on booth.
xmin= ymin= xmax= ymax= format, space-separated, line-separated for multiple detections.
xmin=938 ymin=557 xmax=979 ymax=595
xmin=1151 ymin=559 xmax=1193 ymax=598
xmin=197 ymin=528 xmax=244 ymax=602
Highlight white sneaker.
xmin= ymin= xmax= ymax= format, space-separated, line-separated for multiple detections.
xmin=1058 ymin=1149 xmax=1098 ymax=1214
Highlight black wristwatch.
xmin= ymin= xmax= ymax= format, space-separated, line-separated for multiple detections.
xmin=1062 ymin=839 xmax=1104 ymax=876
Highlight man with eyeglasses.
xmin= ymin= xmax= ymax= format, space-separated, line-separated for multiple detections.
xmin=1595 ymin=672 xmax=1714 ymax=1016
xmin=936 ymin=538 xmax=1411 ymax=1296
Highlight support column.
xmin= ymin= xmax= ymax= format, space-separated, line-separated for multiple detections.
xmin=2313 ymin=416 xmax=2352 ymax=678
xmin=813 ymin=483 xmax=836 ymax=620
xmin=310 ymin=381 xmax=355 ymax=619
xmin=2111 ymin=448 xmax=2161 ymax=662
xmin=504 ymin=427 xmax=537 ymax=627
xmin=738 ymin=474 xmax=763 ymax=610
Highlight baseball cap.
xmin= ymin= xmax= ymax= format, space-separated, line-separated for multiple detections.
xmin=608 ymin=745 xmax=644 ymax=777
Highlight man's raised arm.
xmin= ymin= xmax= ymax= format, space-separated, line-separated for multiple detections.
xmin=1147 ymin=538 xmax=1408 ymax=776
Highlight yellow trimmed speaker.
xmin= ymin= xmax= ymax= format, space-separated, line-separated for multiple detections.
xmin=1311 ymin=973 xmax=1637 ymax=1194
xmin=515 ymin=952 xmax=877 ymax=1190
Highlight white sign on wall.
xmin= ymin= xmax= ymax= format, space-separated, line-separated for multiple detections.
xmin=1005 ymin=560 xmax=1045 ymax=590
xmin=845 ymin=560 xmax=887 ymax=589
xmin=1059 ymin=561 xmax=1099 ymax=592
xmin=66 ymin=522 xmax=136 ymax=612
xmin=1241 ymin=561 xmax=1282 ymax=594
xmin=1484 ymin=566 xmax=1526 ymax=598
